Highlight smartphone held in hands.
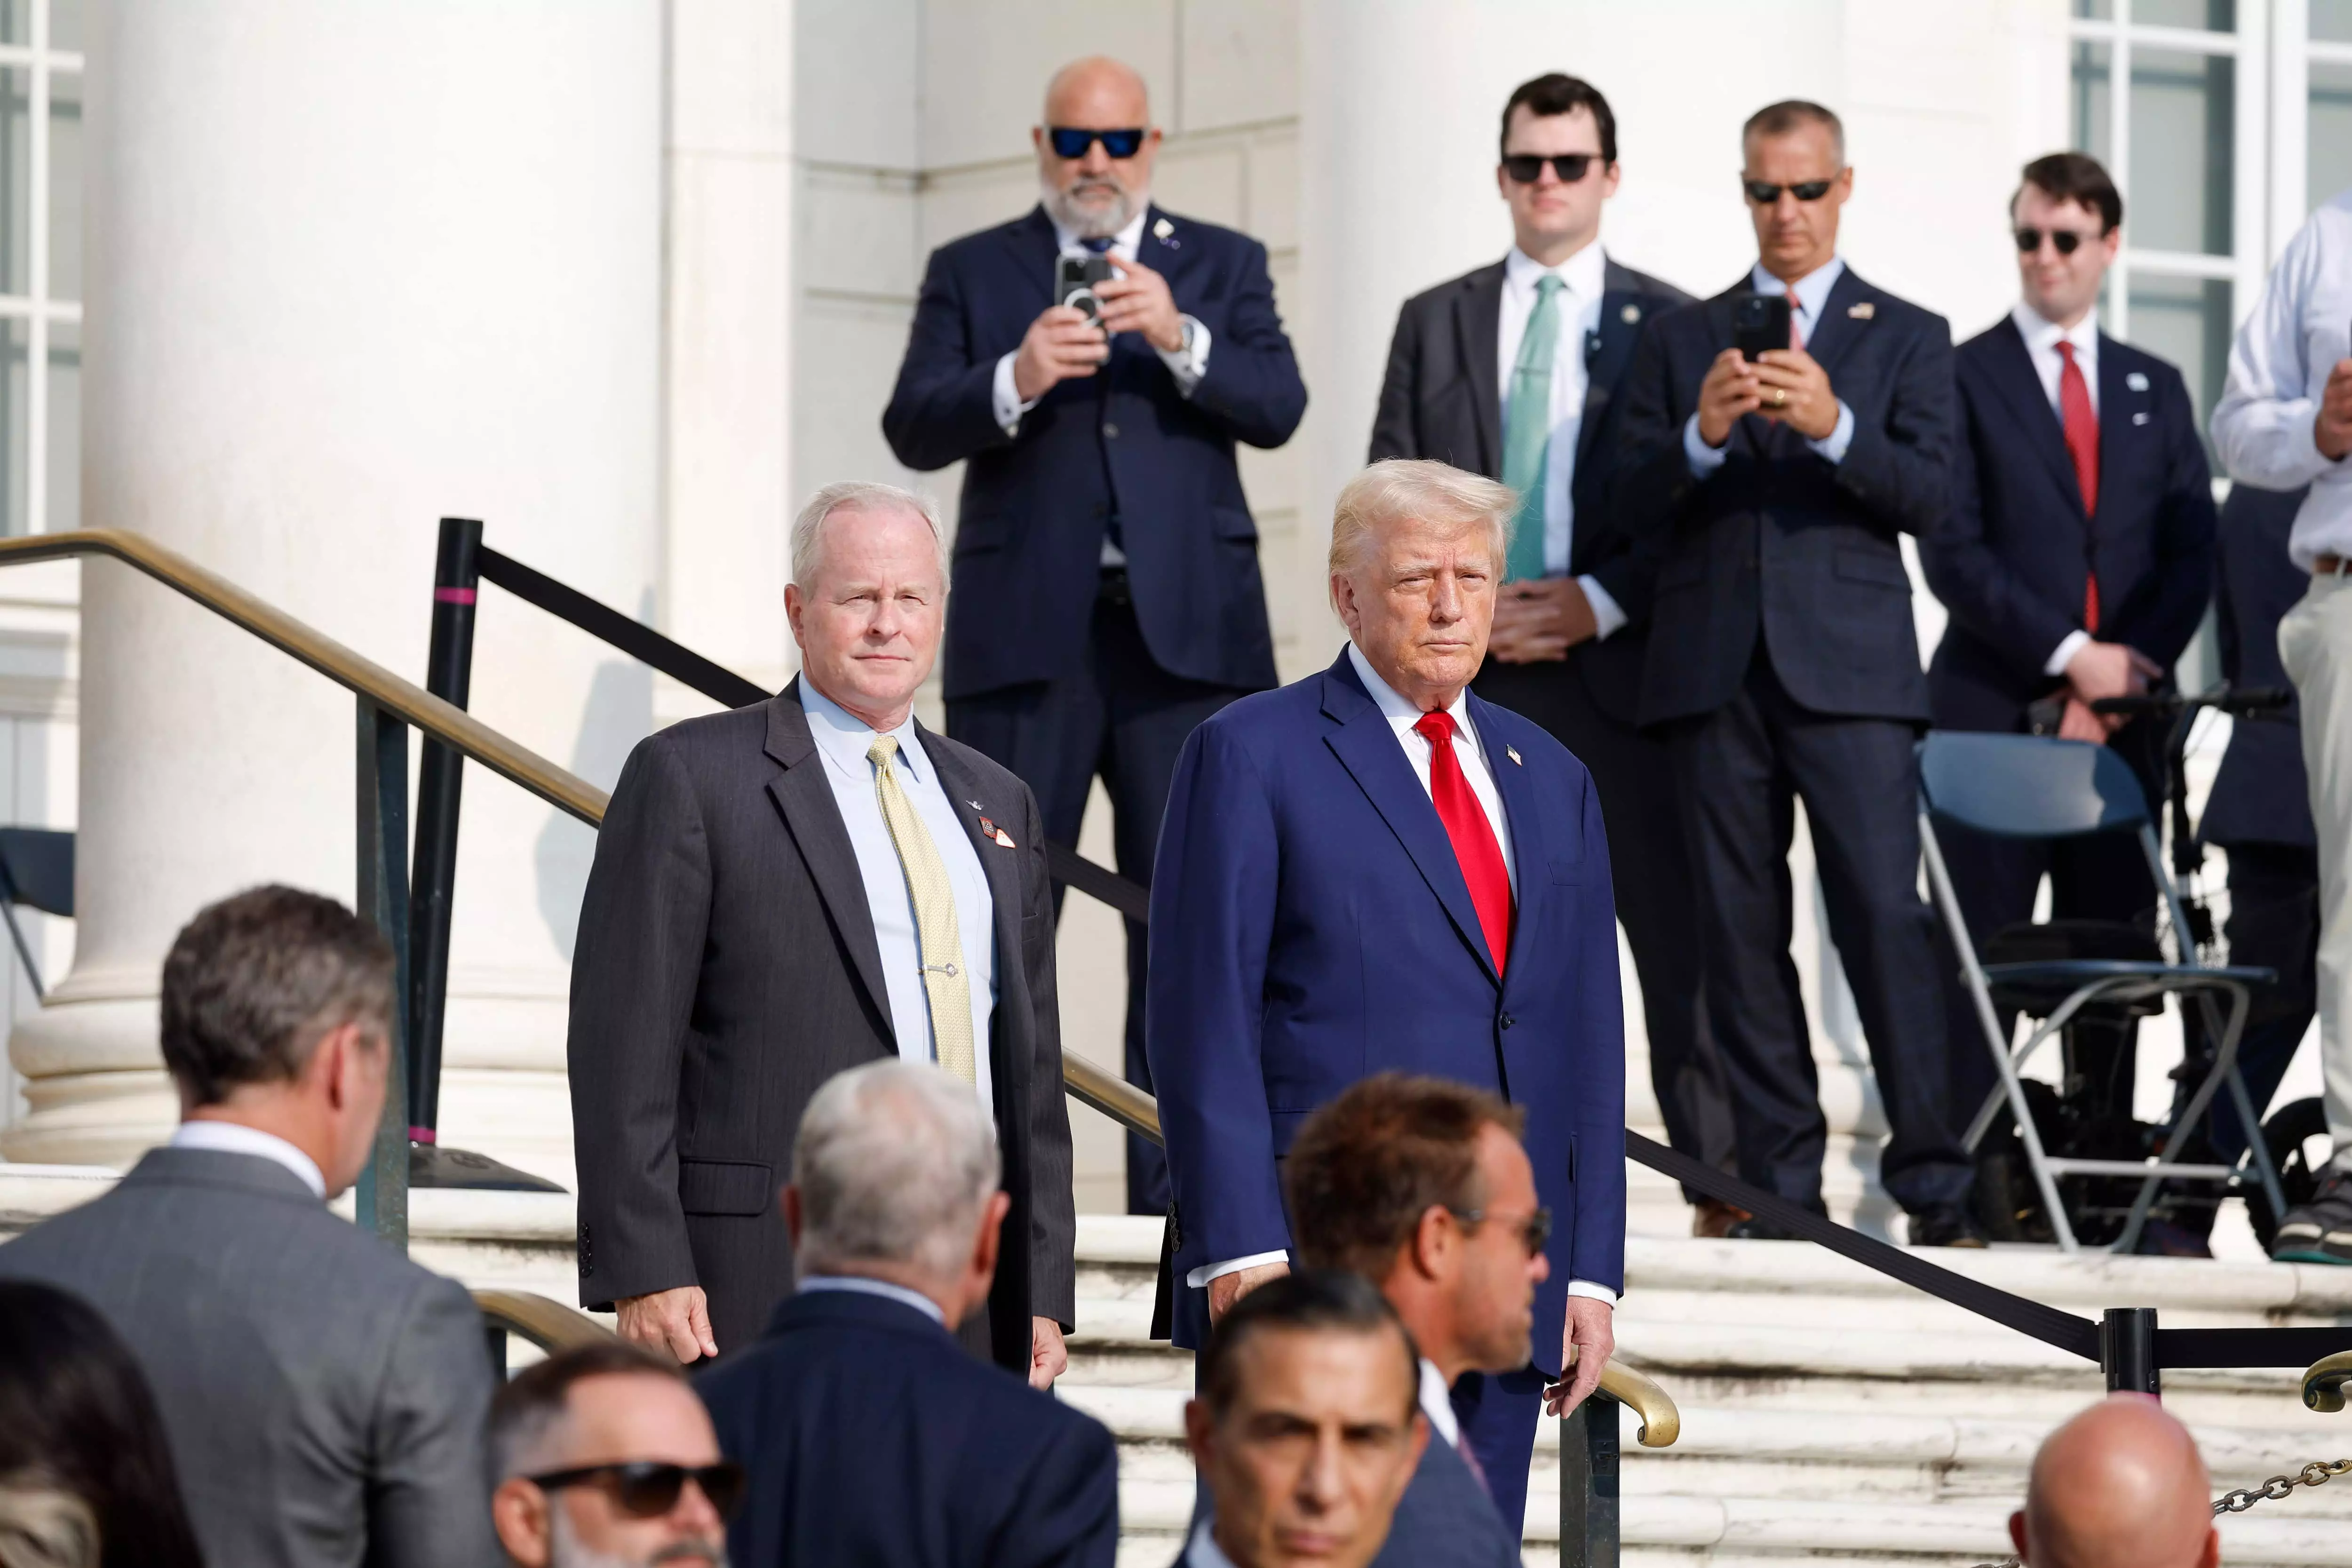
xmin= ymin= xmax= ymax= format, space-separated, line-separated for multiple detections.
xmin=1732 ymin=293 xmax=1793 ymax=362
xmin=1056 ymin=254 xmax=1114 ymax=333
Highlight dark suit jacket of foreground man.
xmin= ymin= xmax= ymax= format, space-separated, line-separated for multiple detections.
xmin=698 ymin=1288 xmax=1119 ymax=1568
xmin=568 ymin=683 xmax=1077 ymax=1364
xmin=0 ymin=1147 xmax=499 ymax=1568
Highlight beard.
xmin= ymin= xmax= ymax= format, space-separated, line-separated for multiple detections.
xmin=549 ymin=1511 xmax=728 ymax=1568
xmin=1040 ymin=174 xmax=1139 ymax=240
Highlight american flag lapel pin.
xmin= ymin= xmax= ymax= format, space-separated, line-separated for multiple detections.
xmin=1506 ymin=745 xmax=1524 ymax=766
xmin=1848 ymin=302 xmax=1875 ymax=319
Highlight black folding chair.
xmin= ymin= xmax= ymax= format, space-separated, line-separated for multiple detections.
xmin=0 ymin=827 xmax=72 ymax=999
xmin=1915 ymin=733 xmax=2287 ymax=1253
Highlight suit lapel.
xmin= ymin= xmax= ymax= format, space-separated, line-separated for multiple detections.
xmin=1003 ymin=205 xmax=1062 ymax=308
xmin=2094 ymin=336 xmax=2140 ymax=538
xmin=1466 ymin=692 xmax=1546 ymax=985
xmin=764 ymin=683 xmax=896 ymax=1042
xmin=1985 ymin=316 xmax=2087 ymax=515
xmin=1456 ymin=265 xmax=1506 ymax=476
xmin=1799 ymin=266 xmax=1871 ymax=381
xmin=1575 ymin=259 xmax=1645 ymax=471
xmin=1320 ymin=655 xmax=1500 ymax=985
xmin=917 ymin=728 xmax=1027 ymax=1089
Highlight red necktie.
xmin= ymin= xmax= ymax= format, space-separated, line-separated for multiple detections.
xmin=1787 ymin=294 xmax=1804 ymax=352
xmin=1413 ymin=712 xmax=1513 ymax=973
xmin=2057 ymin=340 xmax=2101 ymax=630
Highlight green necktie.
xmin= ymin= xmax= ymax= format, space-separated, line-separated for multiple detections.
xmin=1502 ymin=273 xmax=1565 ymax=584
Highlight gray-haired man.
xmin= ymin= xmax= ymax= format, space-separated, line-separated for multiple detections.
xmin=569 ymin=482 xmax=1077 ymax=1377
xmin=695 ymin=1060 xmax=1120 ymax=1568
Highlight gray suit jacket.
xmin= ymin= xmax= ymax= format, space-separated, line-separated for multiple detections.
xmin=1372 ymin=1432 xmax=1523 ymax=1568
xmin=0 ymin=1146 xmax=498 ymax=1568
xmin=567 ymin=683 xmax=1077 ymax=1368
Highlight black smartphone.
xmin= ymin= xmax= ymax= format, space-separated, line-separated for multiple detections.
xmin=1056 ymin=254 xmax=1114 ymax=330
xmin=1732 ymin=294 xmax=1792 ymax=362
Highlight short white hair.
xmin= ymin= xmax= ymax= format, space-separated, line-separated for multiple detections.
xmin=790 ymin=481 xmax=950 ymax=591
xmin=793 ymin=1060 xmax=1000 ymax=1281
xmin=1326 ymin=459 xmax=1518 ymax=597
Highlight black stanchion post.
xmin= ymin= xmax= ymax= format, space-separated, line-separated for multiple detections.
xmin=2102 ymin=1307 xmax=2161 ymax=1395
xmin=1559 ymin=1396 xmax=1620 ymax=1568
xmin=409 ymin=517 xmax=482 ymax=1149
xmin=355 ymin=697 xmax=412 ymax=1250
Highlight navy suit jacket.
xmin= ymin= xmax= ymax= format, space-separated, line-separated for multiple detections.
xmin=2204 ymin=482 xmax=2316 ymax=850
xmin=697 ymin=1289 xmax=1120 ymax=1568
xmin=1145 ymin=649 xmax=1628 ymax=1354
xmin=1614 ymin=268 xmax=1955 ymax=725
xmin=1371 ymin=1431 xmax=1523 ymax=1568
xmin=882 ymin=204 xmax=1307 ymax=700
xmin=1923 ymin=316 xmax=2215 ymax=732
xmin=1368 ymin=255 xmax=1695 ymax=723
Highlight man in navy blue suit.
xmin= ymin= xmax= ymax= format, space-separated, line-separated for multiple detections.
xmin=698 ymin=1059 xmax=1119 ymax=1568
xmin=1613 ymin=100 xmax=1979 ymax=1246
xmin=1147 ymin=459 xmax=1626 ymax=1534
xmin=1923 ymin=152 xmax=2216 ymax=1148
xmin=883 ymin=56 xmax=1307 ymax=1217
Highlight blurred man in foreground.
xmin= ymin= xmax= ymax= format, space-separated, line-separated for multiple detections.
xmin=1182 ymin=1271 xmax=1428 ymax=1568
xmin=0 ymin=886 xmax=497 ymax=1568
xmin=883 ymin=56 xmax=1305 ymax=1215
xmin=1285 ymin=1075 xmax=1551 ymax=1563
xmin=2009 ymin=1396 xmax=2217 ymax=1568
xmin=696 ymin=1061 xmax=1119 ymax=1568
xmin=490 ymin=1342 xmax=738 ymax=1568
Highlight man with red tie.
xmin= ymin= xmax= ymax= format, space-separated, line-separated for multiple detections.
xmin=1922 ymin=151 xmax=2216 ymax=1146
xmin=1147 ymin=459 xmax=1626 ymax=1537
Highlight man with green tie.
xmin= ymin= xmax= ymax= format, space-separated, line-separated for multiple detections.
xmin=1370 ymin=73 xmax=1736 ymax=1236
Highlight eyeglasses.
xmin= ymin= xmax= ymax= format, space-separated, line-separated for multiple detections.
xmin=2014 ymin=226 xmax=2097 ymax=256
xmin=1743 ymin=178 xmax=1836 ymax=204
xmin=526 ymin=1462 xmax=747 ymax=1523
xmin=1448 ymin=1206 xmax=1554 ymax=1258
xmin=1048 ymin=127 xmax=1147 ymax=160
xmin=1502 ymin=152 xmax=1600 ymax=185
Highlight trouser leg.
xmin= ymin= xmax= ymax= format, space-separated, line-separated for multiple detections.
xmin=2280 ymin=575 xmax=2352 ymax=1173
xmin=1450 ymin=1366 xmax=1546 ymax=1543
xmin=2198 ymin=843 xmax=2322 ymax=1165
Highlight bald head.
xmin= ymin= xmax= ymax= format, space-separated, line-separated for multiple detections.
xmin=1034 ymin=56 xmax=1159 ymax=240
xmin=1044 ymin=56 xmax=1149 ymax=123
xmin=2011 ymin=1397 xmax=2218 ymax=1568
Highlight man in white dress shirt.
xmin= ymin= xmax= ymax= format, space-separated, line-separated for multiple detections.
xmin=2213 ymin=182 xmax=2352 ymax=1263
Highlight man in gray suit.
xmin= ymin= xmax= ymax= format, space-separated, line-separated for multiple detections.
xmin=0 ymin=884 xmax=498 ymax=1568
xmin=569 ymin=480 xmax=1076 ymax=1383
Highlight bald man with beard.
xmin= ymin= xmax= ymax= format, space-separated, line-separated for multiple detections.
xmin=2010 ymin=1396 xmax=2219 ymax=1568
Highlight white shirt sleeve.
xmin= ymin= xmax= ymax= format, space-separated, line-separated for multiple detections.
xmin=992 ymin=351 xmax=1038 ymax=437
xmin=2045 ymin=629 xmax=2092 ymax=678
xmin=1807 ymin=399 xmax=1857 ymax=464
xmin=1566 ymin=1280 xmax=1619 ymax=1306
xmin=1186 ymin=1249 xmax=1290 ymax=1289
xmin=1578 ymin=575 xmax=1629 ymax=640
xmin=2212 ymin=222 xmax=2341 ymax=490
xmin=1684 ymin=412 xmax=1730 ymax=478
xmin=1157 ymin=315 xmax=1210 ymax=397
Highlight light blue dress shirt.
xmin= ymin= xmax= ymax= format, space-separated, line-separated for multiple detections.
xmin=798 ymin=680 xmax=997 ymax=1106
xmin=1685 ymin=257 xmax=1856 ymax=476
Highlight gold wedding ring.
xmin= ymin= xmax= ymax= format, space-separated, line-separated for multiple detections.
xmin=1769 ymin=388 xmax=1788 ymax=409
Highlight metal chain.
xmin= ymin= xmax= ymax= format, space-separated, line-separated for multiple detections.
xmin=1971 ymin=1459 xmax=2352 ymax=1568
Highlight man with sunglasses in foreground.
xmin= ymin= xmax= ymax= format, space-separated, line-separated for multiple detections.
xmin=1370 ymin=72 xmax=1738 ymax=1243
xmin=1921 ymin=151 xmax=2215 ymax=1237
xmin=1615 ymin=100 xmax=1981 ymax=1248
xmin=492 ymin=1340 xmax=739 ymax=1568
xmin=1280 ymin=1075 xmax=1557 ymax=1564
xmin=883 ymin=56 xmax=1306 ymax=1222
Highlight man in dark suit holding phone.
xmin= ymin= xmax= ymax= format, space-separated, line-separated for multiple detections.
xmin=1369 ymin=72 xmax=1736 ymax=1236
xmin=1922 ymin=152 xmax=2215 ymax=1139
xmin=883 ymin=56 xmax=1307 ymax=1217
xmin=1614 ymin=100 xmax=1979 ymax=1246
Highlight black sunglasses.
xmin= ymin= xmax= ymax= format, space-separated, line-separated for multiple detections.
xmin=1502 ymin=152 xmax=1600 ymax=185
xmin=1449 ymin=1205 xmax=1554 ymax=1258
xmin=2015 ymin=226 xmax=2096 ymax=255
xmin=527 ymin=1462 xmax=747 ymax=1523
xmin=1048 ymin=127 xmax=1146 ymax=160
xmin=1743 ymin=178 xmax=1836 ymax=204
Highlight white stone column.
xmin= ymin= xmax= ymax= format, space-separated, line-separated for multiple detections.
xmin=4 ymin=0 xmax=663 ymax=1182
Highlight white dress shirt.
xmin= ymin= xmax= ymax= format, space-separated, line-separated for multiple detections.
xmin=169 ymin=1120 xmax=326 ymax=1200
xmin=1184 ymin=1521 xmax=1242 ymax=1568
xmin=796 ymin=1274 xmax=947 ymax=1327
xmin=1497 ymin=242 xmax=1627 ymax=638
xmin=1187 ymin=644 xmax=1617 ymax=1307
xmin=798 ymin=680 xmax=997 ymax=1108
xmin=2010 ymin=300 xmax=2105 ymax=677
xmin=2212 ymin=185 xmax=2352 ymax=568
xmin=1685 ymin=257 xmax=1857 ymax=475
xmin=1418 ymin=1357 xmax=1463 ymax=1448
xmin=990 ymin=204 xmax=1211 ymax=438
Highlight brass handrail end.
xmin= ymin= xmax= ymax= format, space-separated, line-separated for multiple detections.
xmin=2305 ymin=1350 xmax=2352 ymax=1414
xmin=1597 ymin=1358 xmax=1680 ymax=1448
xmin=474 ymin=1288 xmax=616 ymax=1353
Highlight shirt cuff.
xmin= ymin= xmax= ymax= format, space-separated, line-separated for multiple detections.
xmin=2045 ymin=629 xmax=2093 ymax=678
xmin=991 ymin=351 xmax=1038 ymax=437
xmin=1186 ymin=1249 xmax=1288 ymax=1290
xmin=1578 ymin=575 xmax=1629 ymax=641
xmin=1807 ymin=399 xmax=1856 ymax=464
xmin=1156 ymin=315 xmax=1210 ymax=396
xmin=1683 ymin=412 xmax=1730 ymax=478
xmin=1567 ymin=1280 xmax=1619 ymax=1306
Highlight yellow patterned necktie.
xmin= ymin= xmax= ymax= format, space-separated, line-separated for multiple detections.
xmin=866 ymin=734 xmax=977 ymax=1083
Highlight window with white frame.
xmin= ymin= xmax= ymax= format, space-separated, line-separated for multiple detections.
xmin=0 ymin=0 xmax=78 ymax=538
xmin=2289 ymin=1 xmax=2352 ymax=220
